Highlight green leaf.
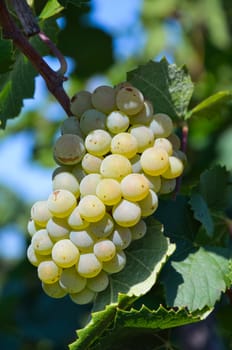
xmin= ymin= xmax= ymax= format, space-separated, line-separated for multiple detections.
xmin=58 ymin=0 xmax=89 ymax=7
xmin=39 ymin=0 xmax=64 ymax=20
xmin=0 ymin=34 xmax=14 ymax=74
xmin=127 ymin=58 xmax=194 ymax=119
xmin=189 ymin=193 xmax=214 ymax=236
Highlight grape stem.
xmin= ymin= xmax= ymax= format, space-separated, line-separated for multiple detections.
xmin=0 ymin=0 xmax=72 ymax=116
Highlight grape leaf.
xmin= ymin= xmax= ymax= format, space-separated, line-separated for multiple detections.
xmin=127 ymin=58 xmax=194 ymax=119
xmin=39 ymin=0 xmax=64 ymax=20
xmin=0 ymin=35 xmax=14 ymax=74
xmin=189 ymin=193 xmax=214 ymax=236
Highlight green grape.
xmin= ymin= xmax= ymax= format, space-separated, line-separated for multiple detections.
xmin=68 ymin=206 xmax=90 ymax=230
xmin=112 ymin=199 xmax=141 ymax=227
xmin=78 ymin=195 xmax=106 ymax=222
xmin=30 ymin=200 xmax=52 ymax=227
xmin=129 ymin=100 xmax=154 ymax=125
xmin=153 ymin=138 xmax=173 ymax=156
xmin=140 ymin=147 xmax=169 ymax=176
xmin=120 ymin=173 xmax=149 ymax=201
xmin=114 ymin=81 xmax=132 ymax=94
xmin=27 ymin=244 xmax=48 ymax=267
xmin=109 ymin=225 xmax=132 ymax=250
xmin=76 ymin=253 xmax=102 ymax=278
xmin=81 ymin=153 xmax=103 ymax=174
xmin=70 ymin=90 xmax=93 ymax=117
xmin=27 ymin=219 xmax=40 ymax=237
xmin=159 ymin=178 xmax=176 ymax=194
xmin=52 ymin=171 xmax=80 ymax=197
xmin=53 ymin=134 xmax=85 ymax=165
xmin=42 ymin=281 xmax=67 ymax=299
xmin=102 ymin=250 xmax=126 ymax=274
xmin=70 ymin=288 xmax=96 ymax=305
xmin=130 ymin=154 xmax=142 ymax=173
xmin=59 ymin=266 xmax=86 ymax=293
xmin=100 ymin=154 xmax=132 ymax=180
xmin=91 ymin=85 xmax=116 ymax=113
xmin=106 ymin=110 xmax=130 ymax=134
xmin=96 ymin=178 xmax=121 ymax=205
xmin=32 ymin=229 xmax=54 ymax=255
xmin=130 ymin=219 xmax=147 ymax=240
xmin=52 ymin=165 xmax=73 ymax=179
xmin=37 ymin=260 xmax=62 ymax=284
xmin=47 ymin=189 xmax=77 ymax=218
xmin=149 ymin=113 xmax=173 ymax=138
xmin=162 ymin=156 xmax=184 ymax=179
xmin=85 ymin=129 xmax=112 ymax=156
xmin=80 ymin=173 xmax=102 ymax=196
xmin=173 ymin=150 xmax=187 ymax=167
xmin=143 ymin=174 xmax=161 ymax=192
xmin=93 ymin=239 xmax=116 ymax=262
xmin=129 ymin=125 xmax=154 ymax=152
xmin=139 ymin=189 xmax=158 ymax=217
xmin=46 ymin=217 xmax=70 ymax=241
xmin=116 ymin=86 xmax=144 ymax=115
xmin=60 ymin=116 xmax=83 ymax=137
xmin=167 ymin=133 xmax=181 ymax=150
xmin=89 ymin=213 xmax=114 ymax=239
xmin=111 ymin=132 xmax=138 ymax=159
xmin=70 ymin=229 xmax=95 ymax=253
xmin=52 ymin=239 xmax=80 ymax=268
xmin=72 ymin=163 xmax=86 ymax=182
xmin=80 ymin=109 xmax=106 ymax=136
xmin=86 ymin=270 xmax=109 ymax=292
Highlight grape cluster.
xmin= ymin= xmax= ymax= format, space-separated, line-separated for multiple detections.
xmin=27 ymin=83 xmax=186 ymax=305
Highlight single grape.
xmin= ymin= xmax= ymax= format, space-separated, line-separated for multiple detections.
xmin=139 ymin=189 xmax=158 ymax=217
xmin=91 ymin=85 xmax=116 ymax=113
xmin=76 ymin=253 xmax=102 ymax=278
xmin=85 ymin=129 xmax=112 ymax=156
xmin=159 ymin=178 xmax=176 ymax=194
xmin=116 ymin=86 xmax=144 ymax=115
xmin=149 ymin=113 xmax=173 ymax=138
xmin=52 ymin=165 xmax=73 ymax=179
xmin=70 ymin=288 xmax=96 ymax=305
xmin=59 ymin=266 xmax=86 ymax=293
xmin=93 ymin=239 xmax=116 ymax=262
xmin=112 ymin=199 xmax=141 ymax=227
xmin=78 ymin=195 xmax=106 ymax=222
xmin=37 ymin=260 xmax=62 ymax=284
xmin=114 ymin=81 xmax=132 ymax=94
xmin=129 ymin=100 xmax=154 ymax=125
xmin=86 ymin=270 xmax=109 ymax=292
xmin=53 ymin=134 xmax=85 ymax=165
xmin=102 ymin=250 xmax=126 ymax=274
xmin=72 ymin=163 xmax=86 ymax=182
xmin=47 ymin=189 xmax=77 ymax=218
xmin=52 ymin=171 xmax=80 ymax=197
xmin=42 ymin=281 xmax=67 ymax=299
xmin=68 ymin=206 xmax=90 ymax=230
xmin=130 ymin=154 xmax=142 ymax=173
xmin=153 ymin=138 xmax=173 ymax=156
xmin=96 ymin=178 xmax=122 ymax=205
xmin=81 ymin=153 xmax=103 ymax=174
xmin=70 ymin=90 xmax=93 ymax=117
xmin=129 ymin=125 xmax=154 ymax=152
xmin=32 ymin=229 xmax=54 ymax=255
xmin=140 ymin=147 xmax=169 ymax=176
xmin=162 ymin=156 xmax=184 ymax=179
xmin=109 ymin=225 xmax=132 ymax=250
xmin=130 ymin=220 xmax=147 ymax=240
xmin=27 ymin=244 xmax=48 ymax=267
xmin=80 ymin=173 xmax=102 ymax=196
xmin=60 ymin=116 xmax=83 ymax=137
xmin=89 ymin=213 xmax=114 ymax=239
xmin=100 ymin=154 xmax=132 ymax=181
xmin=120 ymin=173 xmax=149 ymax=201
xmin=106 ymin=110 xmax=130 ymax=134
xmin=167 ymin=133 xmax=181 ymax=150
xmin=52 ymin=239 xmax=80 ymax=268
xmin=111 ymin=132 xmax=138 ymax=159
xmin=46 ymin=217 xmax=70 ymax=241
xmin=173 ymin=150 xmax=187 ymax=167
xmin=80 ymin=109 xmax=106 ymax=136
xmin=27 ymin=219 xmax=40 ymax=237
xmin=30 ymin=200 xmax=52 ymax=227
xmin=70 ymin=229 xmax=95 ymax=253
xmin=143 ymin=174 xmax=161 ymax=192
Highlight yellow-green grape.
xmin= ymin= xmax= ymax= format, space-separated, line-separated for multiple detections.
xmin=106 ymin=110 xmax=130 ymax=134
xmin=70 ymin=288 xmax=96 ymax=305
xmin=129 ymin=125 xmax=154 ymax=152
xmin=70 ymin=229 xmax=95 ymax=253
xmin=53 ymin=134 xmax=85 ymax=165
xmin=68 ymin=206 xmax=89 ymax=230
xmin=129 ymin=100 xmax=154 ymax=125
xmin=112 ymin=199 xmax=141 ymax=227
xmin=60 ymin=116 xmax=83 ymax=137
xmin=111 ymin=132 xmax=138 ymax=159
xmin=86 ymin=270 xmax=109 ymax=292
xmin=47 ymin=189 xmax=76 ymax=218
xmin=85 ymin=129 xmax=112 ymax=156
xmin=167 ymin=133 xmax=181 ymax=150
xmin=70 ymin=90 xmax=93 ymax=117
xmin=162 ymin=156 xmax=184 ymax=179
xmin=130 ymin=219 xmax=147 ymax=240
xmin=80 ymin=173 xmax=102 ymax=196
xmin=27 ymin=219 xmax=40 ymax=237
xmin=93 ymin=240 xmax=116 ymax=262
xmin=130 ymin=154 xmax=142 ymax=173
xmin=30 ymin=200 xmax=52 ymax=227
xmin=80 ymin=109 xmax=106 ymax=136
xmin=153 ymin=138 xmax=173 ymax=156
xmin=140 ymin=147 xmax=169 ymax=176
xmin=59 ymin=266 xmax=86 ymax=293
xmin=173 ymin=150 xmax=187 ymax=167
xmin=149 ymin=113 xmax=173 ymax=138
xmin=42 ymin=281 xmax=67 ymax=299
xmin=96 ymin=178 xmax=122 ymax=205
xmin=32 ymin=229 xmax=53 ymax=255
xmin=37 ymin=260 xmax=62 ymax=284
xmin=91 ymin=85 xmax=116 ymax=113
xmin=52 ymin=165 xmax=73 ymax=180
xmin=159 ymin=178 xmax=176 ymax=194
xmin=109 ymin=225 xmax=132 ymax=250
xmin=76 ymin=253 xmax=102 ymax=278
xmin=46 ymin=217 xmax=70 ymax=242
xmin=27 ymin=244 xmax=48 ymax=267
xmin=81 ymin=153 xmax=103 ymax=174
xmin=72 ymin=164 xmax=86 ymax=182
xmin=100 ymin=154 xmax=132 ymax=180
xmin=52 ymin=239 xmax=80 ymax=268
xmin=102 ymin=250 xmax=126 ymax=274
xmin=78 ymin=195 xmax=106 ymax=223
xmin=52 ymin=172 xmax=80 ymax=197
xmin=116 ymin=86 xmax=144 ymax=115
xmin=143 ymin=174 xmax=161 ymax=192
xmin=89 ymin=213 xmax=114 ymax=239
xmin=139 ymin=189 xmax=158 ymax=217
xmin=120 ymin=173 xmax=149 ymax=201
xmin=114 ymin=81 xmax=132 ymax=94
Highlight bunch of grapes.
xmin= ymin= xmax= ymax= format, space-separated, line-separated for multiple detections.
xmin=27 ymin=83 xmax=186 ymax=305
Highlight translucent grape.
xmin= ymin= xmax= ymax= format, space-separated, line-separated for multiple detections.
xmin=70 ymin=229 xmax=95 ymax=253
xmin=52 ymin=165 xmax=73 ymax=179
xmin=80 ymin=173 xmax=102 ymax=196
xmin=42 ymin=281 xmax=67 ymax=299
xmin=106 ymin=110 xmax=130 ymax=134
xmin=129 ymin=100 xmax=154 ymax=125
xmin=27 ymin=219 xmax=40 ymax=237
xmin=78 ymin=195 xmax=106 ymax=222
xmin=46 ymin=217 xmax=70 ymax=241
xmin=91 ymin=85 xmax=116 ymax=113
xmin=162 ymin=156 xmax=184 ymax=179
xmin=153 ymin=138 xmax=173 ymax=156
xmin=173 ymin=150 xmax=187 ymax=167
xmin=52 ymin=171 xmax=80 ymax=197
xmin=53 ymin=134 xmax=85 ymax=165
xmin=37 ymin=260 xmax=62 ymax=284
xmin=114 ymin=81 xmax=132 ymax=94
xmin=120 ymin=173 xmax=149 ymax=201
xmin=130 ymin=220 xmax=147 ymax=240
xmin=59 ymin=266 xmax=86 ymax=293
xmin=116 ymin=86 xmax=144 ymax=115
xmin=109 ymin=225 xmax=132 ymax=250
xmin=80 ymin=109 xmax=106 ymax=136
xmin=89 ymin=213 xmax=114 ymax=239
xmin=81 ymin=153 xmax=103 ymax=174
xmin=102 ymin=250 xmax=126 ymax=274
xmin=130 ymin=154 xmax=142 ymax=173
xmin=68 ymin=206 xmax=90 ymax=230
xmin=129 ymin=125 xmax=154 ymax=152
xmin=61 ymin=116 xmax=83 ymax=137
xmin=143 ymin=174 xmax=161 ymax=192
xmin=159 ymin=178 xmax=176 ymax=194
xmin=31 ymin=200 xmax=52 ymax=227
xmin=100 ymin=154 xmax=132 ymax=180
xmin=149 ymin=113 xmax=173 ymax=138
xmin=140 ymin=147 xmax=169 ymax=176
xmin=47 ymin=189 xmax=77 ymax=218
xmin=112 ymin=199 xmax=141 ymax=227
xmin=70 ymin=90 xmax=93 ymax=117
xmin=139 ymin=189 xmax=158 ymax=217
xmin=72 ymin=164 xmax=86 ymax=183
xmin=86 ymin=270 xmax=109 ymax=292
xmin=93 ymin=240 xmax=116 ymax=262
xmin=85 ymin=129 xmax=112 ymax=156
xmin=52 ymin=239 xmax=80 ymax=268
xmin=167 ymin=133 xmax=181 ymax=150
xmin=111 ymin=132 xmax=138 ymax=159
xmin=32 ymin=229 xmax=53 ymax=255
xmin=76 ymin=253 xmax=102 ymax=278
xmin=27 ymin=244 xmax=48 ymax=267
xmin=70 ymin=288 xmax=96 ymax=305
xmin=96 ymin=178 xmax=121 ymax=205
